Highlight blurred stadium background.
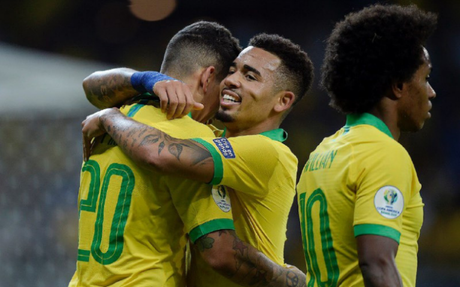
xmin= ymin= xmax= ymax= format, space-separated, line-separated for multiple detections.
xmin=1 ymin=0 xmax=459 ymax=286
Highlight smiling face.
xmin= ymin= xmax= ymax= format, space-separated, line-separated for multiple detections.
xmin=397 ymin=47 xmax=436 ymax=132
xmin=216 ymin=46 xmax=283 ymax=132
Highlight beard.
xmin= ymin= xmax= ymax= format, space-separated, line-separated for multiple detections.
xmin=215 ymin=110 xmax=235 ymax=123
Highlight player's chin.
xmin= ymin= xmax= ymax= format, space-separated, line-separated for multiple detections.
xmin=402 ymin=119 xmax=425 ymax=133
xmin=215 ymin=110 xmax=235 ymax=123
xmin=413 ymin=119 xmax=427 ymax=132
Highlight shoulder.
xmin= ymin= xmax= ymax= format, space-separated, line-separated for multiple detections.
xmin=230 ymin=135 xmax=298 ymax=169
xmin=156 ymin=118 xmax=215 ymax=139
xmin=349 ymin=126 xmax=412 ymax=164
xmin=231 ymin=134 xmax=295 ymax=154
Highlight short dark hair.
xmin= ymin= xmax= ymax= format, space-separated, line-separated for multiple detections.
xmin=161 ymin=21 xmax=241 ymax=81
xmin=249 ymin=33 xmax=314 ymax=106
xmin=321 ymin=4 xmax=437 ymax=114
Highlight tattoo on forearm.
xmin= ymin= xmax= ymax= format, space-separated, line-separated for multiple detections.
xmin=286 ymin=270 xmax=300 ymax=287
xmin=136 ymin=127 xmax=210 ymax=165
xmin=158 ymin=141 xmax=165 ymax=155
xmin=92 ymin=73 xmax=131 ymax=101
xmin=100 ymin=113 xmax=213 ymax=169
xmin=196 ymin=234 xmax=215 ymax=252
xmin=85 ymin=72 xmax=136 ymax=109
xmin=168 ymin=143 xmax=184 ymax=160
xmin=139 ymin=133 xmax=161 ymax=146
xmin=194 ymin=230 xmax=305 ymax=286
xmin=228 ymin=230 xmax=304 ymax=287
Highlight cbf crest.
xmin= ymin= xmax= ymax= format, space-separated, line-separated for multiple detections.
xmin=374 ymin=186 xmax=404 ymax=219
xmin=212 ymin=185 xmax=231 ymax=212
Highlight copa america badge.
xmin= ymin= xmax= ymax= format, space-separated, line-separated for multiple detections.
xmin=374 ymin=185 xmax=404 ymax=219
xmin=212 ymin=185 xmax=231 ymax=212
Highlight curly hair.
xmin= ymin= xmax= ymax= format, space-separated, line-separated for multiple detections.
xmin=249 ymin=33 xmax=314 ymax=106
xmin=162 ymin=21 xmax=241 ymax=82
xmin=321 ymin=4 xmax=437 ymax=114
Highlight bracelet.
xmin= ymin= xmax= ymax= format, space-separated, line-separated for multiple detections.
xmin=130 ymin=71 xmax=176 ymax=93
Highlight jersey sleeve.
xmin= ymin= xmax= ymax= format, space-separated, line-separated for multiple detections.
xmin=168 ymin=178 xmax=235 ymax=243
xmin=352 ymin=142 xmax=419 ymax=244
xmin=192 ymin=135 xmax=279 ymax=198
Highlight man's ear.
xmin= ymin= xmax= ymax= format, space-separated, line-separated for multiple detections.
xmin=391 ymin=81 xmax=405 ymax=100
xmin=201 ymin=66 xmax=215 ymax=94
xmin=274 ymin=91 xmax=296 ymax=113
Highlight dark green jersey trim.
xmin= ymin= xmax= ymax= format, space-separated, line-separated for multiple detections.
xmin=189 ymin=218 xmax=235 ymax=244
xmin=191 ymin=138 xmax=223 ymax=185
xmin=130 ymin=92 xmax=156 ymax=102
xmin=126 ymin=93 xmax=161 ymax=118
xmin=126 ymin=98 xmax=151 ymax=118
xmin=127 ymin=104 xmax=144 ymax=117
xmin=354 ymin=224 xmax=401 ymax=244
xmin=345 ymin=113 xmax=393 ymax=139
xmin=260 ymin=128 xmax=288 ymax=142
xmin=77 ymin=249 xmax=90 ymax=262
xmin=221 ymin=128 xmax=287 ymax=142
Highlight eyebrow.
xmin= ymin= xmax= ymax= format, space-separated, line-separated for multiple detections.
xmin=243 ymin=64 xmax=262 ymax=76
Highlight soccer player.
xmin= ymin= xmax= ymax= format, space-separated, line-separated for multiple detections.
xmin=70 ymin=21 xmax=304 ymax=287
xmin=81 ymin=33 xmax=314 ymax=287
xmin=296 ymin=4 xmax=437 ymax=287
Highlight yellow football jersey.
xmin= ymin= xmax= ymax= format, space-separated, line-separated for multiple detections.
xmin=69 ymin=103 xmax=234 ymax=287
xmin=188 ymin=129 xmax=298 ymax=287
xmin=297 ymin=113 xmax=423 ymax=287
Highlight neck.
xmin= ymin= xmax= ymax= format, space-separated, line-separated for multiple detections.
xmin=368 ymin=98 xmax=400 ymax=141
xmin=191 ymin=109 xmax=211 ymax=124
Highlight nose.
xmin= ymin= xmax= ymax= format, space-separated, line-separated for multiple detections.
xmin=223 ymin=72 xmax=240 ymax=89
xmin=428 ymin=83 xmax=436 ymax=99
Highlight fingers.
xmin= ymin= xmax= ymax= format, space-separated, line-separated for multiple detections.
xmin=166 ymin=84 xmax=180 ymax=120
xmin=82 ymin=120 xmax=93 ymax=161
xmin=193 ymin=102 xmax=204 ymax=110
xmin=82 ymin=133 xmax=90 ymax=161
xmin=82 ymin=133 xmax=102 ymax=161
xmin=154 ymin=82 xmax=169 ymax=114
xmin=81 ymin=109 xmax=113 ymax=160
xmin=153 ymin=80 xmax=201 ymax=119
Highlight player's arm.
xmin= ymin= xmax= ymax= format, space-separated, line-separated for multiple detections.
xmin=82 ymin=68 xmax=139 ymax=109
xmin=356 ymin=234 xmax=402 ymax=286
xmin=352 ymin=146 xmax=412 ymax=287
xmin=82 ymin=68 xmax=202 ymax=118
xmin=82 ymin=108 xmax=215 ymax=183
xmin=196 ymin=230 xmax=305 ymax=287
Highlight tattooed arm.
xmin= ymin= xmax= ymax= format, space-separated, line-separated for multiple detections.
xmin=82 ymin=68 xmax=202 ymax=118
xmin=82 ymin=68 xmax=139 ymax=109
xmin=195 ymin=230 xmax=306 ymax=287
xmin=82 ymin=107 xmax=214 ymax=183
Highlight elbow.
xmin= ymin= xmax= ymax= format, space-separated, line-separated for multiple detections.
xmin=82 ymin=72 xmax=110 ymax=109
xmin=82 ymin=76 xmax=92 ymax=101
xmin=82 ymin=73 xmax=104 ymax=109
xmin=82 ymin=73 xmax=96 ymax=97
